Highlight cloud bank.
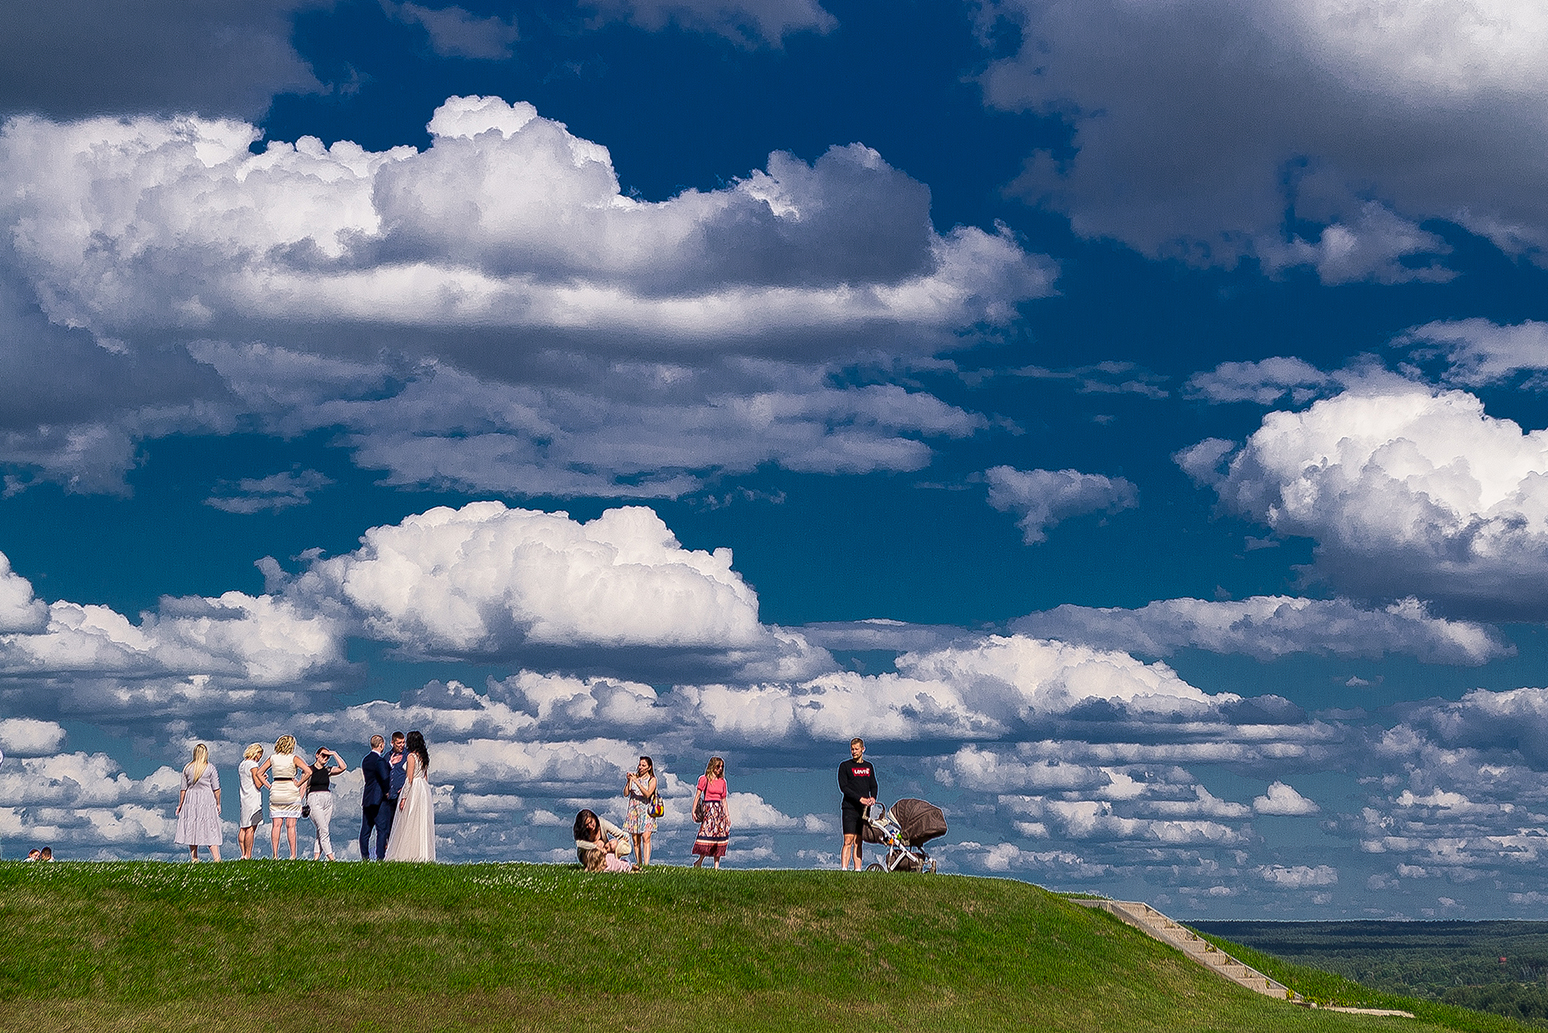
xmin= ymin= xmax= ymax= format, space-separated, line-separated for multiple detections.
xmin=982 ymin=0 xmax=1548 ymax=278
xmin=0 ymin=97 xmax=1053 ymax=496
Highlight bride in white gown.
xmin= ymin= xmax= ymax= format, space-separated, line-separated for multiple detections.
xmin=384 ymin=730 xmax=436 ymax=862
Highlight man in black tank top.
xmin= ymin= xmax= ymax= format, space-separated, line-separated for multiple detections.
xmin=838 ymin=737 xmax=878 ymax=870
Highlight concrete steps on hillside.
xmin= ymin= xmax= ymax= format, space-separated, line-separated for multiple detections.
xmin=1071 ymin=898 xmax=1413 ymax=1018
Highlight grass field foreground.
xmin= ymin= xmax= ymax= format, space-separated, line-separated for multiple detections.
xmin=1 ymin=861 xmax=1535 ymax=1033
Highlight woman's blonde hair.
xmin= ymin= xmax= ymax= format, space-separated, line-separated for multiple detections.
xmin=579 ymin=846 xmax=607 ymax=871
xmin=705 ymin=756 xmax=724 ymax=779
xmin=243 ymin=743 xmax=263 ymax=762
xmin=187 ymin=743 xmax=209 ymax=783
xmin=275 ymin=735 xmax=296 ymax=754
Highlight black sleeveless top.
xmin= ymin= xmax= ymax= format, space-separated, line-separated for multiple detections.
xmin=308 ymin=766 xmax=331 ymax=792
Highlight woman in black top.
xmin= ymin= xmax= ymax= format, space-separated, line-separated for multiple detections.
xmin=304 ymin=746 xmax=348 ymax=860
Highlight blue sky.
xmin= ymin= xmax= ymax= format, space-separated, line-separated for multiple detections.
xmin=3 ymin=0 xmax=1548 ymax=918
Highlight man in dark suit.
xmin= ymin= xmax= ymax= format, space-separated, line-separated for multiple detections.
xmin=359 ymin=734 xmax=391 ymax=860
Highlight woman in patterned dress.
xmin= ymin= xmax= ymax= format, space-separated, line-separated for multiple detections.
xmin=623 ymin=755 xmax=657 ymax=867
xmin=174 ymin=743 xmax=223 ymax=862
xmin=691 ymin=756 xmax=731 ymax=869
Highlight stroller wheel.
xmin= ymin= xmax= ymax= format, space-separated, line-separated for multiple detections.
xmin=865 ymin=862 xmax=884 ymax=872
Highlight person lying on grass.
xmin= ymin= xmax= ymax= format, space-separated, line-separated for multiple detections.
xmin=574 ymin=809 xmax=636 ymax=872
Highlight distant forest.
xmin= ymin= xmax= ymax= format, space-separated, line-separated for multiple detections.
xmin=1194 ymin=920 xmax=1548 ymax=1026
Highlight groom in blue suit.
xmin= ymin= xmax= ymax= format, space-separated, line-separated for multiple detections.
xmin=359 ymin=734 xmax=392 ymax=860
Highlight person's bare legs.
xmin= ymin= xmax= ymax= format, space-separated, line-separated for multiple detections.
xmin=284 ymin=817 xmax=299 ymax=858
xmin=210 ymin=845 xmax=222 ymax=862
xmin=693 ymin=855 xmax=704 ymax=868
xmin=843 ymin=832 xmax=864 ymax=870
xmin=641 ymin=829 xmax=652 ymax=867
xmin=271 ymin=818 xmax=282 ymax=858
xmin=189 ymin=846 xmax=199 ymax=862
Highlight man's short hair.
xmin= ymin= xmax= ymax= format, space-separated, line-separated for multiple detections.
xmin=391 ymin=731 xmax=405 ymax=742
xmin=851 ymin=737 xmax=864 ymax=747
xmin=371 ymin=735 xmax=385 ymax=748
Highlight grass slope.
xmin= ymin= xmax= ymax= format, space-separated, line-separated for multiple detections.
xmin=0 ymin=861 xmax=1533 ymax=1033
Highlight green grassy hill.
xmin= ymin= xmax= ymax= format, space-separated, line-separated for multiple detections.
xmin=0 ymin=861 xmax=1534 ymax=1033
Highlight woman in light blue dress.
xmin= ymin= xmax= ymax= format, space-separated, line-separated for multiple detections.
xmin=174 ymin=743 xmax=223 ymax=862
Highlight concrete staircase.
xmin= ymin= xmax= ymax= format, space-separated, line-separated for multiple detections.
xmin=1072 ymin=898 xmax=1413 ymax=1018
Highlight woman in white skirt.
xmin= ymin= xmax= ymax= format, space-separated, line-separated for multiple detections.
xmin=303 ymin=746 xmax=347 ymax=861
xmin=237 ymin=743 xmax=264 ymax=859
xmin=255 ymin=735 xmax=311 ymax=859
xmin=383 ymin=731 xmax=436 ymax=862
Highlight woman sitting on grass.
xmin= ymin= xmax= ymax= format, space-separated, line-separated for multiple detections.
xmin=574 ymin=809 xmax=634 ymax=872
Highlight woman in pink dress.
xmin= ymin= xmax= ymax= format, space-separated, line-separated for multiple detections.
xmin=691 ymin=756 xmax=731 ymax=869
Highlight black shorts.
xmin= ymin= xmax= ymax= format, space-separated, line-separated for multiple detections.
xmin=842 ymin=805 xmax=866 ymax=836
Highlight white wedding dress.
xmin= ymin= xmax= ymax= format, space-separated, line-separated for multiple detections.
xmin=384 ymin=765 xmax=436 ymax=862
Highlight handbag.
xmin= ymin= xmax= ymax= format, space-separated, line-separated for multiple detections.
xmin=650 ymin=792 xmax=665 ymax=819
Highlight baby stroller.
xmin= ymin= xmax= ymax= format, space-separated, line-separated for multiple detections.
xmin=861 ymin=798 xmax=947 ymax=873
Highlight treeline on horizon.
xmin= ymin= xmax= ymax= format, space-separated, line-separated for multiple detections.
xmin=1196 ymin=920 xmax=1548 ymax=1025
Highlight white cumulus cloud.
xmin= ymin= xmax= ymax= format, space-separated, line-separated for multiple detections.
xmin=1183 ymin=386 xmax=1548 ymax=619
xmin=0 ymin=552 xmax=47 ymax=634
xmin=984 ymin=466 xmax=1139 ymax=544
xmin=1254 ymin=781 xmax=1319 ymax=816
xmin=0 ymin=98 xmax=1051 ymax=496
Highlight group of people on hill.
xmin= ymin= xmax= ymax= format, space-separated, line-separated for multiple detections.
xmin=573 ymin=754 xmax=734 ymax=871
xmin=162 ymin=731 xmax=878 ymax=868
xmin=171 ymin=731 xmax=436 ymax=863
xmin=574 ymin=738 xmax=881 ymax=872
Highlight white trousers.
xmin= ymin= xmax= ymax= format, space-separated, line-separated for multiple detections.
xmin=309 ymin=791 xmax=335 ymax=858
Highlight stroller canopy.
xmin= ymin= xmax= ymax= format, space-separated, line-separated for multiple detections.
xmin=891 ymin=798 xmax=947 ymax=845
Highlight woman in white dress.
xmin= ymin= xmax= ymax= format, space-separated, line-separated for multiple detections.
xmin=384 ymin=731 xmax=435 ymax=862
xmin=255 ymin=735 xmax=311 ymax=860
xmin=236 ymin=743 xmax=264 ymax=860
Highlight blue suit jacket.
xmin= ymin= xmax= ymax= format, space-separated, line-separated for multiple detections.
xmin=387 ymin=750 xmax=408 ymax=799
xmin=361 ymin=750 xmax=391 ymax=808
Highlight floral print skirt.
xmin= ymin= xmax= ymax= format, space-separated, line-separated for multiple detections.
xmin=624 ymin=795 xmax=656 ymax=835
xmin=692 ymin=799 xmax=729 ymax=858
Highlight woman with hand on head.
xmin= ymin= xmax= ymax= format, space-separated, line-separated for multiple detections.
xmin=175 ymin=743 xmax=223 ymax=862
xmin=256 ymin=735 xmax=311 ymax=859
xmin=236 ymin=743 xmax=264 ymax=859
xmin=691 ymin=756 xmax=731 ymax=869
xmin=623 ymin=756 xmax=657 ymax=867
xmin=304 ymin=746 xmax=347 ymax=861
xmin=383 ymin=731 xmax=436 ymax=862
